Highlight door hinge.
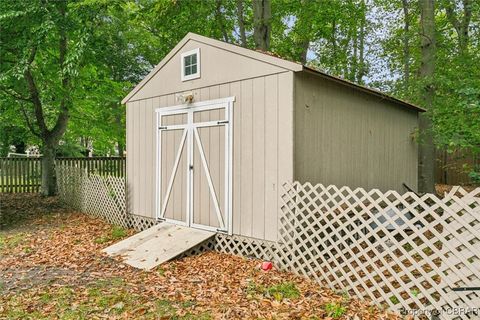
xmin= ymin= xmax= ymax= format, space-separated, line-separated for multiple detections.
xmin=158 ymin=126 xmax=167 ymax=130
xmin=157 ymin=217 xmax=166 ymax=222
xmin=217 ymin=120 xmax=229 ymax=125
xmin=216 ymin=228 xmax=228 ymax=233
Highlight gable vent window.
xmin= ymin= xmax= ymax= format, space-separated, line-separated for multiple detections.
xmin=181 ymin=48 xmax=200 ymax=81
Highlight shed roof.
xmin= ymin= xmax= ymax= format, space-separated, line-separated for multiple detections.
xmin=122 ymin=33 xmax=424 ymax=112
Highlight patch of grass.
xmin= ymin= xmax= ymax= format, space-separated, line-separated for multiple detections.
xmin=111 ymin=226 xmax=127 ymax=239
xmin=246 ymin=280 xmax=259 ymax=297
xmin=181 ymin=300 xmax=196 ymax=308
xmin=40 ymin=292 xmax=53 ymax=303
xmin=94 ymin=226 xmax=127 ymax=244
xmin=325 ymin=302 xmax=347 ymax=318
xmin=246 ymin=280 xmax=300 ymax=301
xmin=154 ymin=300 xmax=211 ymax=319
xmin=156 ymin=299 xmax=178 ymax=316
xmin=0 ymin=233 xmax=26 ymax=252
xmin=389 ymin=295 xmax=400 ymax=305
xmin=265 ymin=282 xmax=300 ymax=301
xmin=94 ymin=236 xmax=109 ymax=244
xmin=157 ymin=267 xmax=166 ymax=276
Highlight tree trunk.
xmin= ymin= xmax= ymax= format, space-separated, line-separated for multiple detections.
xmin=113 ymin=102 xmax=125 ymax=156
xmin=357 ymin=0 xmax=366 ymax=84
xmin=331 ymin=19 xmax=339 ymax=74
xmin=402 ymin=0 xmax=411 ymax=86
xmin=253 ymin=0 xmax=271 ymax=50
xmin=236 ymin=0 xmax=247 ymax=47
xmin=215 ymin=0 xmax=229 ymax=42
xmin=418 ymin=0 xmax=436 ymax=193
xmin=294 ymin=0 xmax=313 ymax=64
xmin=298 ymin=39 xmax=310 ymax=64
xmin=41 ymin=144 xmax=56 ymax=196
xmin=444 ymin=0 xmax=471 ymax=54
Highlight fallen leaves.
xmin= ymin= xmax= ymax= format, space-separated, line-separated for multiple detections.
xmin=0 ymin=193 xmax=403 ymax=319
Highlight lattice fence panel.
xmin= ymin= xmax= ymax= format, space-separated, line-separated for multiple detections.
xmin=279 ymin=182 xmax=480 ymax=319
xmin=214 ymin=234 xmax=281 ymax=263
xmin=56 ymin=165 xmax=155 ymax=231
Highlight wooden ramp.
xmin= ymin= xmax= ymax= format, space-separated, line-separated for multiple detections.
xmin=103 ymin=223 xmax=214 ymax=270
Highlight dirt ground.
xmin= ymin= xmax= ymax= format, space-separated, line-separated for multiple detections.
xmin=0 ymin=193 xmax=401 ymax=319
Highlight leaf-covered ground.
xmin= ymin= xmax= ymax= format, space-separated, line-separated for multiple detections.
xmin=0 ymin=193 xmax=401 ymax=319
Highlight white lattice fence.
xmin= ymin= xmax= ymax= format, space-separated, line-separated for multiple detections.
xmin=56 ymin=165 xmax=156 ymax=230
xmin=279 ymin=182 xmax=480 ymax=319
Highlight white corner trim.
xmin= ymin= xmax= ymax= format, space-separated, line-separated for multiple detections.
xmin=181 ymin=48 xmax=200 ymax=82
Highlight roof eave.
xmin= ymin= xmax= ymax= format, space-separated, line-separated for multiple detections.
xmin=302 ymin=66 xmax=425 ymax=113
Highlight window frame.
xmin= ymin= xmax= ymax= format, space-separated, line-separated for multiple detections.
xmin=181 ymin=48 xmax=201 ymax=81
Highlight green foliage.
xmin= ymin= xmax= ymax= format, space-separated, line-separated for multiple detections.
xmin=265 ymin=282 xmax=300 ymax=301
xmin=94 ymin=225 xmax=127 ymax=244
xmin=111 ymin=226 xmax=127 ymax=239
xmin=469 ymin=169 xmax=480 ymax=184
xmin=325 ymin=301 xmax=347 ymax=318
xmin=0 ymin=0 xmax=478 ymax=180
xmin=246 ymin=280 xmax=300 ymax=301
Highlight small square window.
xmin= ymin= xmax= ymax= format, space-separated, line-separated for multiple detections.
xmin=181 ymin=48 xmax=200 ymax=81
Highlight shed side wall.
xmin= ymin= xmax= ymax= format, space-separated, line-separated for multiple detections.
xmin=294 ymin=72 xmax=418 ymax=192
xmin=126 ymin=72 xmax=294 ymax=241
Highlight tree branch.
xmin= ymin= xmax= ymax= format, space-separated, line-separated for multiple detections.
xmin=19 ymin=104 xmax=41 ymax=138
xmin=23 ymin=46 xmax=49 ymax=137
xmin=49 ymin=0 xmax=70 ymax=143
xmin=0 ymin=87 xmax=32 ymax=103
xmin=444 ymin=0 xmax=461 ymax=32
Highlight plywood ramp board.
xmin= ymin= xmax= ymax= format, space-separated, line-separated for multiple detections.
xmin=103 ymin=223 xmax=215 ymax=270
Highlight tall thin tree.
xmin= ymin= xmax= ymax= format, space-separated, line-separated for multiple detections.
xmin=418 ymin=0 xmax=436 ymax=193
xmin=402 ymin=0 xmax=411 ymax=87
xmin=253 ymin=0 xmax=271 ymax=50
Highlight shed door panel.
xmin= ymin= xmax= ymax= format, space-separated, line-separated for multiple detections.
xmin=162 ymin=113 xmax=188 ymax=126
xmin=193 ymin=124 xmax=226 ymax=229
xmin=160 ymin=128 xmax=188 ymax=223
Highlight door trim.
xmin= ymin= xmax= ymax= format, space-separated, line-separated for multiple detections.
xmin=155 ymin=97 xmax=235 ymax=235
xmin=155 ymin=96 xmax=235 ymax=113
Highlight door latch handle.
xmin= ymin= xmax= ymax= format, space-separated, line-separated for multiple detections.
xmin=189 ymin=165 xmax=194 ymax=170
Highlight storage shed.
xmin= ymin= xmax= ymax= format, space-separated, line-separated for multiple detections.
xmin=123 ymin=33 xmax=423 ymax=242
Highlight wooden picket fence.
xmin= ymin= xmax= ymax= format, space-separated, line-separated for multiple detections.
xmin=0 ymin=157 xmax=125 ymax=193
xmin=436 ymin=149 xmax=480 ymax=186
xmin=278 ymin=182 xmax=480 ymax=319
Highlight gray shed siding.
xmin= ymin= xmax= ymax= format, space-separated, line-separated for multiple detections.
xmin=294 ymin=71 xmax=418 ymax=192
xmin=126 ymin=39 xmax=294 ymax=241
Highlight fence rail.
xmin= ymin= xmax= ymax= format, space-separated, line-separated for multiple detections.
xmin=0 ymin=157 xmax=125 ymax=193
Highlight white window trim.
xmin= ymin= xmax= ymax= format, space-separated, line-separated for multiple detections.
xmin=181 ymin=48 xmax=200 ymax=81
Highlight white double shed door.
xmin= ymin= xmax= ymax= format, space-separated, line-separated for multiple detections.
xmin=155 ymin=97 xmax=233 ymax=234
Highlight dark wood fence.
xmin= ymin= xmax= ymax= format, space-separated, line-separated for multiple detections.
xmin=435 ymin=149 xmax=479 ymax=186
xmin=0 ymin=157 xmax=125 ymax=193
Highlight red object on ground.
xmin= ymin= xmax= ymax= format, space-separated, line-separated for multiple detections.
xmin=261 ymin=261 xmax=273 ymax=271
